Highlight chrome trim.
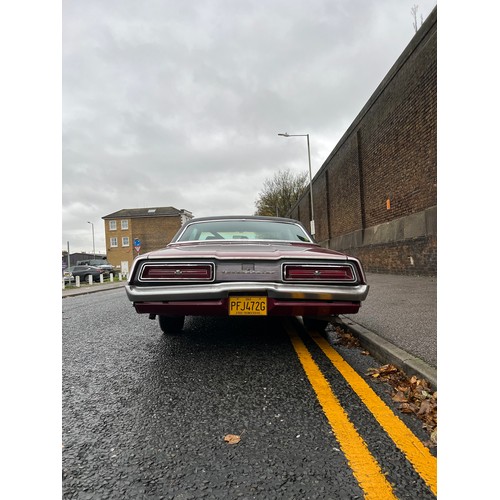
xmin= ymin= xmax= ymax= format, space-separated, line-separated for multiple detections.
xmin=126 ymin=282 xmax=369 ymax=303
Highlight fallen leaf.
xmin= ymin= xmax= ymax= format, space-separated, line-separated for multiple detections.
xmin=417 ymin=399 xmax=434 ymax=416
xmin=379 ymin=364 xmax=399 ymax=375
xmin=224 ymin=434 xmax=241 ymax=445
xmin=392 ymin=391 xmax=408 ymax=403
xmin=430 ymin=428 xmax=437 ymax=444
xmin=399 ymin=403 xmax=415 ymax=414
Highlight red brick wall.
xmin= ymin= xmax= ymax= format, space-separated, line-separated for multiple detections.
xmin=289 ymin=8 xmax=437 ymax=276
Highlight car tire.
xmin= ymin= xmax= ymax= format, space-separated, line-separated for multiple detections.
xmin=159 ymin=315 xmax=185 ymax=334
xmin=84 ymin=274 xmax=92 ymax=283
xmin=303 ymin=317 xmax=329 ymax=332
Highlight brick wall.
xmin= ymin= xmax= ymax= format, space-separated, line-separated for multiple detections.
xmin=105 ymin=216 xmax=183 ymax=272
xmin=290 ymin=8 xmax=437 ymax=276
xmin=132 ymin=216 xmax=181 ymax=254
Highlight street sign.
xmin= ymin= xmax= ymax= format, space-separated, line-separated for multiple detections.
xmin=134 ymin=238 xmax=141 ymax=253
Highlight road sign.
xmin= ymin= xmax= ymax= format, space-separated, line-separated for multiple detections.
xmin=134 ymin=238 xmax=141 ymax=253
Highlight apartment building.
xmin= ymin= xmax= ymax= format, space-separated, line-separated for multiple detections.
xmin=102 ymin=207 xmax=193 ymax=274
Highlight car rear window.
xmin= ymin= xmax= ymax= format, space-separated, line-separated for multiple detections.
xmin=176 ymin=220 xmax=311 ymax=243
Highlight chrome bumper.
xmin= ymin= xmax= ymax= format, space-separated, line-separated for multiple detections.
xmin=125 ymin=282 xmax=369 ymax=303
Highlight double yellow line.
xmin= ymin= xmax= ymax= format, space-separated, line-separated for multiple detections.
xmin=285 ymin=321 xmax=437 ymax=499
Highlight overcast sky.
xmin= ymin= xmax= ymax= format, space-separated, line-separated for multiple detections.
xmin=62 ymin=0 xmax=437 ymax=254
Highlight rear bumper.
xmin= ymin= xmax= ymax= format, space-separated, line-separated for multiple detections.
xmin=133 ymin=298 xmax=361 ymax=316
xmin=126 ymin=281 xmax=369 ymax=317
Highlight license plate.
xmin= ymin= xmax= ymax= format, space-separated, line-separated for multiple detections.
xmin=228 ymin=297 xmax=267 ymax=316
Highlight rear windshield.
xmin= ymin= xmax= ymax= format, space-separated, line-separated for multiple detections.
xmin=176 ymin=220 xmax=312 ymax=243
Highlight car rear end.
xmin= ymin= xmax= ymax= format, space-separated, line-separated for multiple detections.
xmin=126 ymin=247 xmax=368 ymax=319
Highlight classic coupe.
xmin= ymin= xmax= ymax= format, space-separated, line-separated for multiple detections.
xmin=125 ymin=216 xmax=369 ymax=334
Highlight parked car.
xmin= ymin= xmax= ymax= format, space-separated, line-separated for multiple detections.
xmin=64 ymin=265 xmax=105 ymax=283
xmin=125 ymin=216 xmax=369 ymax=334
xmin=76 ymin=259 xmax=114 ymax=274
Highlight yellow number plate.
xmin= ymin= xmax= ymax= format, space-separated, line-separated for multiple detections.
xmin=228 ymin=297 xmax=267 ymax=316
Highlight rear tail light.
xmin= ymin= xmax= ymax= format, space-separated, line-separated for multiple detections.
xmin=283 ymin=264 xmax=356 ymax=282
xmin=139 ymin=263 xmax=214 ymax=282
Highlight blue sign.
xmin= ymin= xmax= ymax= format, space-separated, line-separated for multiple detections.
xmin=134 ymin=238 xmax=141 ymax=247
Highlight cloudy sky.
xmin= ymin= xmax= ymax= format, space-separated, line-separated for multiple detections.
xmin=62 ymin=0 xmax=437 ymax=254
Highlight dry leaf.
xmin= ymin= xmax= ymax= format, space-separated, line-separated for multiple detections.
xmin=379 ymin=364 xmax=398 ymax=375
xmin=399 ymin=403 xmax=415 ymax=414
xmin=417 ymin=399 xmax=434 ymax=416
xmin=392 ymin=391 xmax=408 ymax=403
xmin=430 ymin=428 xmax=437 ymax=444
xmin=224 ymin=434 xmax=241 ymax=445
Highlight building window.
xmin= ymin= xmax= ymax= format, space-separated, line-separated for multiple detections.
xmin=110 ymin=237 xmax=118 ymax=247
xmin=109 ymin=220 xmax=117 ymax=231
xmin=122 ymin=237 xmax=130 ymax=247
xmin=121 ymin=220 xmax=129 ymax=230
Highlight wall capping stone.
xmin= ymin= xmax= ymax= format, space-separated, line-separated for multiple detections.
xmin=320 ymin=206 xmax=436 ymax=251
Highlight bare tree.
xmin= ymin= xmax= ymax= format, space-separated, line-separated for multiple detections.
xmin=254 ymin=169 xmax=308 ymax=217
xmin=411 ymin=4 xmax=424 ymax=33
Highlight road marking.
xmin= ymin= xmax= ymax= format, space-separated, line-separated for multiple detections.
xmin=309 ymin=329 xmax=437 ymax=496
xmin=286 ymin=324 xmax=397 ymax=500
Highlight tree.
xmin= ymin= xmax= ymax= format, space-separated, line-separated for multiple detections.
xmin=411 ymin=4 xmax=424 ymax=33
xmin=254 ymin=169 xmax=308 ymax=217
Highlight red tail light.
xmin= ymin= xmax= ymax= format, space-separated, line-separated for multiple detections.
xmin=140 ymin=263 xmax=214 ymax=282
xmin=283 ymin=264 xmax=355 ymax=282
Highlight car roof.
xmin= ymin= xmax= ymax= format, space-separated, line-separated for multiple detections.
xmin=184 ymin=215 xmax=301 ymax=224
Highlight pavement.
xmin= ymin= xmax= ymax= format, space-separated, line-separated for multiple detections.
xmin=336 ymin=272 xmax=437 ymax=390
xmin=62 ymin=279 xmax=127 ymax=297
xmin=62 ymin=272 xmax=437 ymax=389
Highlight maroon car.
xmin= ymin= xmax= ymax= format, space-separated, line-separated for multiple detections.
xmin=125 ymin=216 xmax=369 ymax=334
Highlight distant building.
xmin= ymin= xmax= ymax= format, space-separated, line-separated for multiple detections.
xmin=102 ymin=207 xmax=193 ymax=274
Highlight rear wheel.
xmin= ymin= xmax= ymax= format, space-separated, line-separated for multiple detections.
xmin=303 ymin=317 xmax=329 ymax=332
xmin=158 ymin=315 xmax=185 ymax=334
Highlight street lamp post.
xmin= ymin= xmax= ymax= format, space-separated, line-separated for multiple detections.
xmin=87 ymin=221 xmax=95 ymax=259
xmin=278 ymin=132 xmax=315 ymax=236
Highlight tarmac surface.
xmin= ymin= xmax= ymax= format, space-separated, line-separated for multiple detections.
xmin=62 ymin=272 xmax=437 ymax=389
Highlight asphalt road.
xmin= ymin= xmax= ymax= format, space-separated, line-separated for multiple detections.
xmin=62 ymin=288 xmax=436 ymax=499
